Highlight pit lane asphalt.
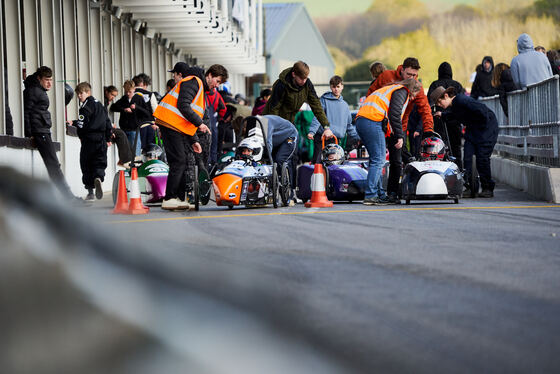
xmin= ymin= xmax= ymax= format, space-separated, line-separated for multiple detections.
xmin=88 ymin=183 xmax=560 ymax=373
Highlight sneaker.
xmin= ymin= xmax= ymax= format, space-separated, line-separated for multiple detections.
xmin=387 ymin=193 xmax=400 ymax=204
xmin=178 ymin=199 xmax=192 ymax=210
xmin=85 ymin=193 xmax=95 ymax=201
xmin=162 ymin=198 xmax=180 ymax=210
xmin=363 ymin=197 xmax=389 ymax=206
xmin=288 ymin=198 xmax=296 ymax=207
xmin=378 ymin=195 xmax=393 ymax=204
xmin=478 ymin=189 xmax=494 ymax=198
xmin=94 ymin=178 xmax=103 ymax=200
xmin=162 ymin=198 xmax=191 ymax=211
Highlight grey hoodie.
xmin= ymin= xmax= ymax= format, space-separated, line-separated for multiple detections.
xmin=309 ymin=92 xmax=358 ymax=140
xmin=510 ymin=33 xmax=553 ymax=89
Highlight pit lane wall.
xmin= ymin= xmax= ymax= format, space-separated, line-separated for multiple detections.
xmin=479 ymin=75 xmax=560 ymax=203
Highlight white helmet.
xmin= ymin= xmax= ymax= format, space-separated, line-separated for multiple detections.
xmin=236 ymin=137 xmax=263 ymax=162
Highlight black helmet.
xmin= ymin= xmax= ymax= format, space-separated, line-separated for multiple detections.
xmin=64 ymin=83 xmax=74 ymax=106
xmin=322 ymin=143 xmax=345 ymax=165
xmin=420 ymin=136 xmax=446 ymax=161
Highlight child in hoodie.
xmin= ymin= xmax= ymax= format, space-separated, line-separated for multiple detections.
xmin=307 ymin=76 xmax=359 ymax=163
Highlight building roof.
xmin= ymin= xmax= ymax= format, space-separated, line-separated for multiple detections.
xmin=263 ymin=3 xmax=302 ymax=54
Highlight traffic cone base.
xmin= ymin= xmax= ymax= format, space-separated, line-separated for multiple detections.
xmin=304 ymin=163 xmax=333 ymax=208
xmin=112 ymin=170 xmax=129 ymax=214
xmin=126 ymin=167 xmax=149 ymax=214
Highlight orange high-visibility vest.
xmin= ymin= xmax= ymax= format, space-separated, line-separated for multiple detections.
xmin=356 ymin=84 xmax=409 ymax=137
xmin=153 ymin=76 xmax=205 ymax=136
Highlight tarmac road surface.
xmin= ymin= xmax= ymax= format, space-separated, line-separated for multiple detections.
xmin=75 ymin=183 xmax=560 ymax=372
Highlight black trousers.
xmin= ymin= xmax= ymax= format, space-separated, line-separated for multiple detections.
xmin=464 ymin=138 xmax=497 ymax=191
xmin=386 ymin=136 xmax=402 ymax=196
xmin=80 ymin=136 xmax=108 ymax=189
xmin=160 ymin=126 xmax=192 ymax=200
xmin=33 ymin=133 xmax=74 ymax=198
xmin=112 ymin=128 xmax=133 ymax=164
xmin=186 ymin=130 xmax=211 ymax=183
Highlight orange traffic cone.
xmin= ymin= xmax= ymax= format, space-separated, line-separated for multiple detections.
xmin=304 ymin=163 xmax=333 ymax=208
xmin=126 ymin=167 xmax=149 ymax=214
xmin=112 ymin=170 xmax=129 ymax=214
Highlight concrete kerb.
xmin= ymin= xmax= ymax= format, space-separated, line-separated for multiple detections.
xmin=492 ymin=156 xmax=560 ymax=203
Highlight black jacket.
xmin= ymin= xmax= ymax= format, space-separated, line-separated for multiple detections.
xmin=387 ymin=88 xmax=408 ymax=140
xmin=23 ymin=73 xmax=51 ymax=137
xmin=443 ymin=94 xmax=498 ymax=144
xmin=110 ymin=94 xmax=151 ymax=132
xmin=496 ymin=69 xmax=517 ymax=117
xmin=427 ymin=62 xmax=465 ymax=104
xmin=427 ymin=62 xmax=465 ymax=130
xmin=73 ymin=96 xmax=113 ymax=141
xmin=471 ymin=56 xmax=498 ymax=99
xmin=174 ymin=66 xmax=208 ymax=128
xmin=263 ymin=67 xmax=329 ymax=126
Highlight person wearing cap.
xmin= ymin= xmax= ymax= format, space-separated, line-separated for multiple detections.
xmin=154 ymin=62 xmax=228 ymax=210
xmin=366 ymin=57 xmax=434 ymax=204
xmin=431 ymin=86 xmax=498 ymax=198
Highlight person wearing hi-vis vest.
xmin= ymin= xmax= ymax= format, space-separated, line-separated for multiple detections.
xmin=154 ymin=62 xmax=228 ymax=211
xmin=355 ymin=78 xmax=422 ymax=206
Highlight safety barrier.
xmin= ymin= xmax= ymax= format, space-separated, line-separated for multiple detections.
xmin=479 ymin=75 xmax=560 ymax=167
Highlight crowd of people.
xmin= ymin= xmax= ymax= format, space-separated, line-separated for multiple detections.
xmin=22 ymin=32 xmax=559 ymax=208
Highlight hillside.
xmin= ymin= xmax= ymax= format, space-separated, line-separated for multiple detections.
xmin=315 ymin=0 xmax=559 ymax=88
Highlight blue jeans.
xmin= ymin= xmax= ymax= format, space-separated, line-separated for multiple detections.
xmin=356 ymin=117 xmax=386 ymax=199
xmin=125 ymin=130 xmax=141 ymax=157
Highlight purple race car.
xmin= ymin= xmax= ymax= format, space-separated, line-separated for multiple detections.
xmin=296 ymin=143 xmax=389 ymax=203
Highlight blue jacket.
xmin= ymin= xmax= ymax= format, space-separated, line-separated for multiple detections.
xmin=443 ymin=94 xmax=498 ymax=144
xmin=261 ymin=115 xmax=298 ymax=152
xmin=510 ymin=33 xmax=553 ymax=89
xmin=309 ymin=92 xmax=358 ymax=140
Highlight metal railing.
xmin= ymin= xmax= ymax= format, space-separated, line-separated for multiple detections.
xmin=479 ymin=75 xmax=560 ymax=167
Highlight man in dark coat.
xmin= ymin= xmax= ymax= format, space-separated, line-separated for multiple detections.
xmin=263 ymin=61 xmax=331 ymax=136
xmin=470 ymin=56 xmax=497 ymax=99
xmin=431 ymin=86 xmax=499 ymax=198
xmin=263 ymin=61 xmax=331 ymax=203
xmin=427 ymin=62 xmax=465 ymax=169
xmin=23 ymin=66 xmax=76 ymax=200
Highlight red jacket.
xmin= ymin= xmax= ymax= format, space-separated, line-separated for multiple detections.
xmin=206 ymin=89 xmax=227 ymax=120
xmin=366 ymin=65 xmax=434 ymax=134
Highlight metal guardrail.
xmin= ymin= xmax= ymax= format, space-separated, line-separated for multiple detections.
xmin=479 ymin=75 xmax=560 ymax=167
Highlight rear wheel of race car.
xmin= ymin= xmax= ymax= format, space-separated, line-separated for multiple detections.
xmin=280 ymin=162 xmax=291 ymax=207
xmin=193 ymin=165 xmax=200 ymax=211
xmin=470 ymin=156 xmax=479 ymax=197
xmin=324 ymin=164 xmax=332 ymax=199
xmin=198 ymin=165 xmax=211 ymax=206
xmin=272 ymin=163 xmax=279 ymax=208
xmin=112 ymin=171 xmax=129 ymax=206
